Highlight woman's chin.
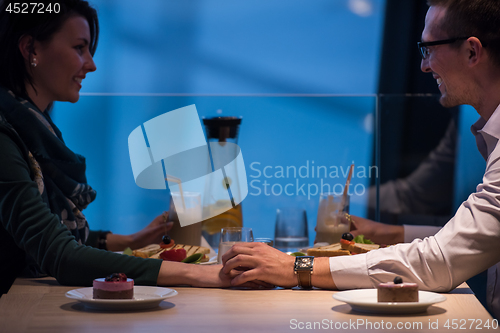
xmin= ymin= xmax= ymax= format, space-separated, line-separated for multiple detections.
xmin=66 ymin=94 xmax=81 ymax=103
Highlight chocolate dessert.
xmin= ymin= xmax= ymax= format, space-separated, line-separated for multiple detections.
xmin=377 ymin=276 xmax=418 ymax=302
xmin=93 ymin=273 xmax=134 ymax=299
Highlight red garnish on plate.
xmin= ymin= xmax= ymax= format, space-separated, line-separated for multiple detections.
xmin=340 ymin=239 xmax=354 ymax=246
xmin=159 ymin=248 xmax=187 ymax=262
xmin=160 ymin=239 xmax=175 ymax=249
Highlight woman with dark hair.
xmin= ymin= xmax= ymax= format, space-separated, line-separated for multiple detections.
xmin=0 ymin=0 xmax=233 ymax=293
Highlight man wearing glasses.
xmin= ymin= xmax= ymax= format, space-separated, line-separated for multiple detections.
xmin=222 ymin=0 xmax=500 ymax=319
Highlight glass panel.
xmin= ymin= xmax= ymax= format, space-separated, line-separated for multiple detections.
xmin=375 ymin=94 xmax=475 ymax=228
xmin=53 ymin=95 xmax=376 ymax=246
xmin=53 ymin=94 xmax=483 ymax=245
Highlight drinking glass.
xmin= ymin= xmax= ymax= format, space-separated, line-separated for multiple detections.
xmin=254 ymin=238 xmax=274 ymax=247
xmin=217 ymin=227 xmax=253 ymax=263
xmin=274 ymin=208 xmax=309 ymax=253
xmin=315 ymin=193 xmax=350 ymax=244
xmin=168 ymin=192 xmax=202 ymax=246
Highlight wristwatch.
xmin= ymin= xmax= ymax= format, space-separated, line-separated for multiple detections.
xmin=294 ymin=256 xmax=314 ymax=289
xmin=97 ymin=231 xmax=111 ymax=250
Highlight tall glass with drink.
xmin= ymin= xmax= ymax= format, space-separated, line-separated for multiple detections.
xmin=315 ymin=193 xmax=350 ymax=244
xmin=167 ymin=192 xmax=202 ymax=246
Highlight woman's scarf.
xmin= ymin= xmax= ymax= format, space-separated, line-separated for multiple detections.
xmin=0 ymin=87 xmax=95 ymax=245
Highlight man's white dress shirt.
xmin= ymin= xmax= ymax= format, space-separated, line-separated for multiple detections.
xmin=330 ymin=104 xmax=500 ymax=318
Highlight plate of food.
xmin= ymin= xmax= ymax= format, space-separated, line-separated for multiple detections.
xmin=307 ymin=233 xmax=381 ymax=257
xmin=124 ymin=236 xmax=212 ymax=264
xmin=198 ymin=256 xmax=218 ymax=265
xmin=65 ymin=273 xmax=178 ymax=310
xmin=333 ymin=277 xmax=446 ymax=314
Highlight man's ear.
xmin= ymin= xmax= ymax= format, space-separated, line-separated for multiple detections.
xmin=18 ymin=34 xmax=35 ymax=62
xmin=467 ymin=37 xmax=483 ymax=67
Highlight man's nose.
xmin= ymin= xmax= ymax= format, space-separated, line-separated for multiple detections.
xmin=420 ymin=58 xmax=431 ymax=73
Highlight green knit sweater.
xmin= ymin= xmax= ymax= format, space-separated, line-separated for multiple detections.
xmin=0 ymin=110 xmax=162 ymax=294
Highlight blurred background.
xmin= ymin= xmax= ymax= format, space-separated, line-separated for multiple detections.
xmin=52 ymin=0 xmax=483 ymax=249
xmin=53 ymin=0 xmax=385 ymax=238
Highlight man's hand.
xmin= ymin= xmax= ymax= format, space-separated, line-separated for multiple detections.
xmin=222 ymin=242 xmax=298 ymax=288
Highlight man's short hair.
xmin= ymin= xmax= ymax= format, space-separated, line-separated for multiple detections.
xmin=427 ymin=0 xmax=500 ymax=67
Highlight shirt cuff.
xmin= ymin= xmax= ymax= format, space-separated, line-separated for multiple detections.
xmin=403 ymin=225 xmax=441 ymax=243
xmin=329 ymin=254 xmax=373 ymax=290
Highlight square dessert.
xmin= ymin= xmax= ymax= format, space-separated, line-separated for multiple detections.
xmin=93 ymin=273 xmax=134 ymax=299
xmin=377 ymin=276 xmax=418 ymax=302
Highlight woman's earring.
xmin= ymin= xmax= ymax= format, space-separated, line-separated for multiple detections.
xmin=31 ymin=58 xmax=37 ymax=67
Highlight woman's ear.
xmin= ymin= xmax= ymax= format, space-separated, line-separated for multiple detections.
xmin=18 ymin=34 xmax=35 ymax=63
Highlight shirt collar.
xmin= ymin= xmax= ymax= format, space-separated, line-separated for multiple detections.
xmin=471 ymin=104 xmax=500 ymax=160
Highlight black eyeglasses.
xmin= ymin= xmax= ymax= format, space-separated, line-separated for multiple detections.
xmin=417 ymin=37 xmax=469 ymax=59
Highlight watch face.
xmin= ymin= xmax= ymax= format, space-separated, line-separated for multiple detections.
xmin=295 ymin=256 xmax=313 ymax=271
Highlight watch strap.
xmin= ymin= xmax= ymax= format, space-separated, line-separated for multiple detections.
xmin=296 ymin=269 xmax=312 ymax=289
xmin=294 ymin=256 xmax=314 ymax=289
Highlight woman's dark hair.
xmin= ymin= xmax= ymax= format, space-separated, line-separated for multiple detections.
xmin=0 ymin=0 xmax=99 ymax=97
xmin=427 ymin=0 xmax=500 ymax=67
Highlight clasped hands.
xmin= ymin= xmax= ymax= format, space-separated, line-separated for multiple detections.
xmin=220 ymin=242 xmax=297 ymax=289
xmin=218 ymin=213 xmax=402 ymax=289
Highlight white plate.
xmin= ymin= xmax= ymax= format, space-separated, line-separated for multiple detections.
xmin=199 ymin=256 xmax=218 ymax=265
xmin=333 ymin=289 xmax=446 ymax=314
xmin=65 ymin=286 xmax=178 ymax=310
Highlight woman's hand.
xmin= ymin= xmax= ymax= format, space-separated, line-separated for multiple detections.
xmin=157 ymin=261 xmax=232 ymax=288
xmin=348 ymin=214 xmax=404 ymax=245
xmin=157 ymin=261 xmax=274 ymax=289
xmin=106 ymin=212 xmax=173 ymax=251
xmin=128 ymin=212 xmax=173 ymax=249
